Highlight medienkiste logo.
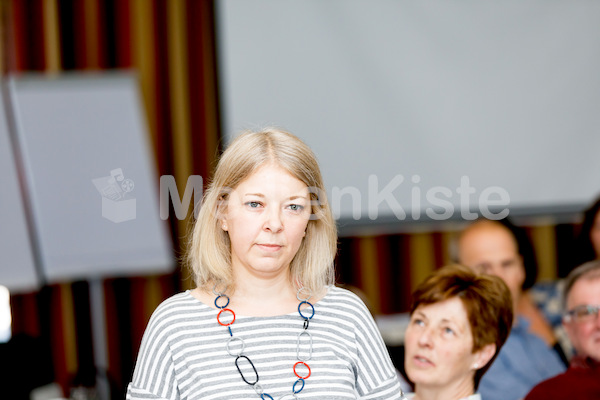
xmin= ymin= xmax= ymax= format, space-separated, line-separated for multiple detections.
xmin=92 ymin=168 xmax=136 ymax=223
xmin=90 ymin=173 xmax=510 ymax=223
xmin=157 ymin=174 xmax=510 ymax=222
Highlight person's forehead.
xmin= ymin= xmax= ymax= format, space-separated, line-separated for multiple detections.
xmin=460 ymin=227 xmax=518 ymax=259
xmin=416 ymin=297 xmax=469 ymax=324
xmin=567 ymin=275 xmax=600 ymax=307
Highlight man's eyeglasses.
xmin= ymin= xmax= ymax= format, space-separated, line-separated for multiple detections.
xmin=563 ymin=305 xmax=600 ymax=323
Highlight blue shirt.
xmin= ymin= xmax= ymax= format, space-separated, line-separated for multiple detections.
xmin=478 ymin=317 xmax=566 ymax=400
xmin=529 ymin=280 xmax=564 ymax=328
xmin=528 ymin=280 xmax=574 ymax=357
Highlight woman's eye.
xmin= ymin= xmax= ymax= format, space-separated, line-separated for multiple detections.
xmin=443 ymin=327 xmax=455 ymax=335
xmin=412 ymin=318 xmax=425 ymax=327
xmin=246 ymin=201 xmax=262 ymax=208
xmin=288 ymin=204 xmax=304 ymax=211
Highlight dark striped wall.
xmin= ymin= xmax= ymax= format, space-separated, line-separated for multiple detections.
xmin=2 ymin=0 xmax=220 ymax=398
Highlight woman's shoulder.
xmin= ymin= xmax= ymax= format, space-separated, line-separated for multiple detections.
xmin=319 ymin=285 xmax=375 ymax=320
xmin=151 ymin=290 xmax=201 ymax=314
xmin=145 ymin=290 xmax=213 ymax=332
xmin=323 ymin=285 xmax=369 ymax=305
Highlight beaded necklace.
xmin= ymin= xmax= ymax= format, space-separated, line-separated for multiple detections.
xmin=213 ymin=285 xmax=315 ymax=400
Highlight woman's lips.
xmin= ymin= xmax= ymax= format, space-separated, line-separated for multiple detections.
xmin=413 ymin=355 xmax=434 ymax=368
xmin=257 ymin=243 xmax=283 ymax=252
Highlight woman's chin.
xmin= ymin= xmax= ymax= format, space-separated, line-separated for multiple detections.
xmin=406 ymin=369 xmax=435 ymax=387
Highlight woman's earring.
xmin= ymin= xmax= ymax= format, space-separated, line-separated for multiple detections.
xmin=222 ymin=223 xmax=228 ymax=231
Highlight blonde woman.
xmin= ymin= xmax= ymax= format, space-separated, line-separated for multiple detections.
xmin=127 ymin=128 xmax=404 ymax=399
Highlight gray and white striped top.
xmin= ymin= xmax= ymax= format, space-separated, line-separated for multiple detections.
xmin=126 ymin=286 xmax=404 ymax=399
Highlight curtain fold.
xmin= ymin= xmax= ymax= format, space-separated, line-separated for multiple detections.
xmin=3 ymin=1 xmax=220 ymax=398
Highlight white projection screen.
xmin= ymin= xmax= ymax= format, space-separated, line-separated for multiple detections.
xmin=7 ymin=73 xmax=174 ymax=284
xmin=217 ymin=0 xmax=600 ymax=233
xmin=0 ymin=88 xmax=38 ymax=292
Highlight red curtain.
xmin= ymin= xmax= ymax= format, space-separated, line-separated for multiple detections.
xmin=2 ymin=1 xmax=221 ymax=398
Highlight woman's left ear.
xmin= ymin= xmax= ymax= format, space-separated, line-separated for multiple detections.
xmin=473 ymin=343 xmax=496 ymax=370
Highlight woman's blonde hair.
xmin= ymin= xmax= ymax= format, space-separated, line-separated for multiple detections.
xmin=186 ymin=127 xmax=337 ymax=293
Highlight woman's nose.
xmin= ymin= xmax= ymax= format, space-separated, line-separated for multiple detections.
xmin=263 ymin=207 xmax=283 ymax=232
xmin=417 ymin=328 xmax=433 ymax=347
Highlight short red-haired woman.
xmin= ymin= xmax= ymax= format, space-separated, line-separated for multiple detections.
xmin=404 ymin=264 xmax=513 ymax=400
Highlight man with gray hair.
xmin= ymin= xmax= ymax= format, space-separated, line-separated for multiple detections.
xmin=525 ymin=260 xmax=600 ymax=398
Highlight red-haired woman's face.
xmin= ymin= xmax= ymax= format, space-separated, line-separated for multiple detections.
xmin=404 ymin=298 xmax=481 ymax=391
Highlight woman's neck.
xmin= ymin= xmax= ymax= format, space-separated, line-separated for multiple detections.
xmin=193 ymin=271 xmax=327 ymax=317
xmin=230 ymin=276 xmax=299 ymax=316
xmin=414 ymin=380 xmax=475 ymax=400
xmin=193 ymin=273 xmax=303 ymax=317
